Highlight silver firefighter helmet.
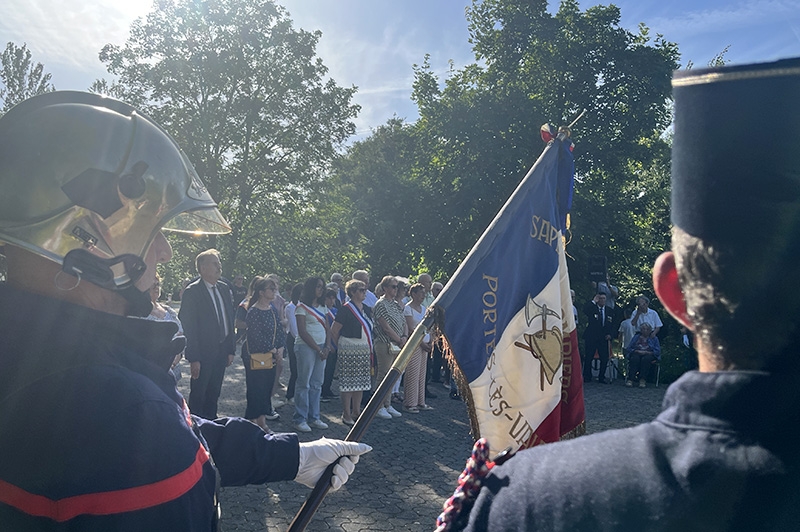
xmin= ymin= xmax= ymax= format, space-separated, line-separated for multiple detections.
xmin=0 ymin=91 xmax=230 ymax=294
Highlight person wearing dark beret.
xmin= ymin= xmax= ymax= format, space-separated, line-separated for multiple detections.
xmin=438 ymin=57 xmax=800 ymax=531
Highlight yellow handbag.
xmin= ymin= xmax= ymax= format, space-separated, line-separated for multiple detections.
xmin=250 ymin=351 xmax=275 ymax=370
xmin=248 ymin=307 xmax=277 ymax=370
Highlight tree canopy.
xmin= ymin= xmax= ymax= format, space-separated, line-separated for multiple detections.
xmin=1 ymin=0 xmax=684 ymax=315
xmin=333 ymin=0 xmax=679 ymax=304
xmin=95 ymin=0 xmax=360 ymax=287
xmin=330 ymin=117 xmax=429 ymax=277
xmin=328 ymin=1 xmax=686 ymax=384
xmin=0 ymin=42 xmax=55 ymax=114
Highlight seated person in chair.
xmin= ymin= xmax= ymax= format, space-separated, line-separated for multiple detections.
xmin=625 ymin=323 xmax=660 ymax=387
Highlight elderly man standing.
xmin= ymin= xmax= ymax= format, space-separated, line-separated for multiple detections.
xmin=179 ymin=249 xmax=236 ymax=420
xmin=441 ymin=57 xmax=800 ymax=531
xmin=418 ymin=273 xmax=434 ymax=308
xmin=331 ymin=272 xmax=346 ymax=304
xmin=352 ymin=269 xmax=377 ymax=308
xmin=630 ymin=295 xmax=663 ymax=337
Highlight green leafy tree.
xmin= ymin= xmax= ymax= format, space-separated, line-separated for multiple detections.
xmin=410 ymin=0 xmax=679 ymax=302
xmin=332 ymin=117 xmax=429 ymax=278
xmin=95 ymin=0 xmax=359 ymax=288
xmin=0 ymin=42 xmax=55 ymax=114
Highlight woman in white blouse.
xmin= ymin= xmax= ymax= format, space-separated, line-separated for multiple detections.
xmin=292 ymin=277 xmax=332 ymax=433
xmin=402 ymin=283 xmax=432 ymax=413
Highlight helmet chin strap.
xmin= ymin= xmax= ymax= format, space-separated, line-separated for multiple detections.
xmin=120 ymin=285 xmax=155 ymax=317
xmin=62 ymin=248 xmax=153 ymax=317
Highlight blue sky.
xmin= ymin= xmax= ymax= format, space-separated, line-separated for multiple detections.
xmin=3 ymin=0 xmax=800 ymax=141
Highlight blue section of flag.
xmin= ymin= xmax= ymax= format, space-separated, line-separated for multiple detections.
xmin=434 ymin=139 xmax=574 ymax=382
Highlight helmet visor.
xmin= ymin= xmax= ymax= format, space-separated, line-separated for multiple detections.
xmin=163 ymin=206 xmax=231 ymax=235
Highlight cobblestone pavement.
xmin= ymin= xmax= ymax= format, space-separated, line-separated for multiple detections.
xmin=177 ymin=359 xmax=668 ymax=532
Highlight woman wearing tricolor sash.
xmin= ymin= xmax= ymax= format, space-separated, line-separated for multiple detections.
xmin=292 ymin=277 xmax=332 ymax=433
xmin=330 ymin=279 xmax=374 ymax=426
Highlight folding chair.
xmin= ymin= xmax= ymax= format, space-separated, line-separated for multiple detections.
xmin=625 ymin=358 xmax=661 ymax=387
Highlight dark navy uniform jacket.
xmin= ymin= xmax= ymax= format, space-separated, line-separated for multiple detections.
xmin=0 ymin=284 xmax=299 ymax=530
xmin=458 ymin=370 xmax=800 ymax=531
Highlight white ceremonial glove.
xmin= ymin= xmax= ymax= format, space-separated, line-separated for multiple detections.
xmin=295 ymin=437 xmax=372 ymax=491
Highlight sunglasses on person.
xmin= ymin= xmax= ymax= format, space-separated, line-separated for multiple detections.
xmin=387 ymin=284 xmax=398 ymax=289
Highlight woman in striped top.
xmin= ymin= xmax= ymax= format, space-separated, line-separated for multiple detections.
xmin=372 ymin=275 xmax=408 ymax=419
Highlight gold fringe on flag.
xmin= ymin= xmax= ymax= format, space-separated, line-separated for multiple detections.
xmin=438 ymin=331 xmax=482 ymax=441
xmin=559 ymin=420 xmax=586 ymax=441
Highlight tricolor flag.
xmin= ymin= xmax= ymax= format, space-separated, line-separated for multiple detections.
xmin=433 ymin=134 xmax=585 ymax=454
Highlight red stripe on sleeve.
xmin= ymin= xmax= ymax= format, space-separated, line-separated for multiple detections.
xmin=0 ymin=445 xmax=210 ymax=522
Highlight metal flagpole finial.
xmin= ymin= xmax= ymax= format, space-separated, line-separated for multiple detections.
xmin=555 ymin=108 xmax=586 ymax=143
xmin=567 ymin=108 xmax=587 ymax=129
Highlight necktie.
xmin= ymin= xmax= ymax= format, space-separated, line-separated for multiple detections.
xmin=213 ymin=285 xmax=226 ymax=339
xmin=600 ymin=306 xmax=605 ymax=324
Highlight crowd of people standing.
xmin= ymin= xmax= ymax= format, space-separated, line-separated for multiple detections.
xmin=166 ymin=257 xmax=447 ymax=431
xmin=164 ymin=247 xmax=674 ymax=410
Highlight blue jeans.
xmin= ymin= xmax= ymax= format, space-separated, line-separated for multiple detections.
xmin=293 ymin=340 xmax=326 ymax=424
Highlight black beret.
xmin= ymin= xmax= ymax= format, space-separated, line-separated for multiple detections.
xmin=672 ymin=57 xmax=800 ymax=250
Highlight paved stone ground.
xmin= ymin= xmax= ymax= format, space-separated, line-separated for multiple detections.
xmin=177 ymin=359 xmax=667 ymax=532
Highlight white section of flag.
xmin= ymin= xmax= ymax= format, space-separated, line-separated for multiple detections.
xmin=469 ymin=267 xmax=569 ymax=452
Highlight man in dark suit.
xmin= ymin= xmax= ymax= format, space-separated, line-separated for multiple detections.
xmin=582 ymin=292 xmax=614 ymax=383
xmin=179 ymin=248 xmax=236 ymax=419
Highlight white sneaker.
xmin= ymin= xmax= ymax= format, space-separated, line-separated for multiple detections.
xmin=376 ymin=407 xmax=392 ymax=419
xmin=386 ymin=405 xmax=402 ymax=418
xmin=309 ymin=419 xmax=328 ymax=430
xmin=294 ymin=421 xmax=312 ymax=433
xmin=272 ymin=399 xmax=285 ymax=408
